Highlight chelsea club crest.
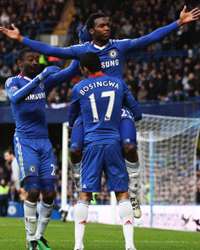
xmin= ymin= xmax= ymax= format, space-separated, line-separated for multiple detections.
xmin=109 ymin=49 xmax=118 ymax=58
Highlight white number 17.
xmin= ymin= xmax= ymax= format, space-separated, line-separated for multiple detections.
xmin=89 ymin=91 xmax=115 ymax=122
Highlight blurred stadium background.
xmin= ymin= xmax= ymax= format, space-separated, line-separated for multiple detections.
xmin=1 ymin=0 xmax=200 ymax=238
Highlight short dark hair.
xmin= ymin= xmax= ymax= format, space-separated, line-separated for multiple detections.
xmin=80 ymin=52 xmax=101 ymax=73
xmin=18 ymin=48 xmax=36 ymax=61
xmin=86 ymin=12 xmax=107 ymax=30
xmin=4 ymin=147 xmax=13 ymax=155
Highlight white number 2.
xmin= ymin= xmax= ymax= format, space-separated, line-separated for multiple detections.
xmin=89 ymin=91 xmax=115 ymax=122
xmin=51 ymin=164 xmax=56 ymax=176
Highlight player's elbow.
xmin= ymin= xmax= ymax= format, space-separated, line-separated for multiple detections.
xmin=135 ymin=113 xmax=142 ymax=121
xmin=9 ymin=96 xmax=18 ymax=104
xmin=134 ymin=109 xmax=142 ymax=121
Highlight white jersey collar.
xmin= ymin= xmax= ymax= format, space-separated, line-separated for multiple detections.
xmin=91 ymin=40 xmax=110 ymax=50
xmin=23 ymin=76 xmax=32 ymax=81
xmin=18 ymin=74 xmax=32 ymax=81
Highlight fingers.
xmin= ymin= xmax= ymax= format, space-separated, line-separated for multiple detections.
xmin=11 ymin=23 xmax=17 ymax=30
xmin=192 ymin=10 xmax=200 ymax=19
xmin=191 ymin=9 xmax=200 ymax=16
xmin=192 ymin=17 xmax=200 ymax=21
xmin=182 ymin=5 xmax=187 ymax=12
xmin=0 ymin=27 xmax=8 ymax=34
xmin=191 ymin=8 xmax=199 ymax=14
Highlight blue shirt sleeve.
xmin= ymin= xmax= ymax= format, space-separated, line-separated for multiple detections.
xmin=23 ymin=37 xmax=85 ymax=59
xmin=122 ymin=81 xmax=142 ymax=121
xmin=116 ymin=21 xmax=179 ymax=52
xmin=67 ymin=85 xmax=81 ymax=127
xmin=5 ymin=76 xmax=40 ymax=104
xmin=43 ymin=60 xmax=80 ymax=91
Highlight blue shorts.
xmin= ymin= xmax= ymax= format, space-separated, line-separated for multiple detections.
xmin=120 ymin=108 xmax=137 ymax=145
xmin=80 ymin=141 xmax=128 ymax=192
xmin=70 ymin=109 xmax=137 ymax=151
xmin=14 ymin=136 xmax=57 ymax=182
xmin=23 ymin=176 xmax=56 ymax=192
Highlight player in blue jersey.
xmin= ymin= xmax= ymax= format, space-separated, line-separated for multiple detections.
xmin=1 ymin=6 xmax=200 ymax=218
xmin=5 ymin=49 xmax=81 ymax=250
xmin=68 ymin=52 xmax=142 ymax=250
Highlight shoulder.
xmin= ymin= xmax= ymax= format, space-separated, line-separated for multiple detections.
xmin=72 ymin=81 xmax=82 ymax=93
xmin=69 ymin=42 xmax=90 ymax=50
xmin=105 ymin=75 xmax=123 ymax=83
xmin=5 ymin=76 xmax=19 ymax=89
xmin=76 ymin=79 xmax=88 ymax=87
xmin=110 ymin=39 xmax=131 ymax=44
xmin=70 ymin=59 xmax=80 ymax=66
xmin=71 ymin=82 xmax=83 ymax=100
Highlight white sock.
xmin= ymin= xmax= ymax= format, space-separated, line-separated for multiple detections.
xmin=73 ymin=162 xmax=81 ymax=191
xmin=35 ymin=201 xmax=53 ymax=240
xmin=74 ymin=200 xmax=89 ymax=250
xmin=24 ymin=200 xmax=37 ymax=242
xmin=126 ymin=160 xmax=140 ymax=199
xmin=118 ymin=200 xmax=135 ymax=249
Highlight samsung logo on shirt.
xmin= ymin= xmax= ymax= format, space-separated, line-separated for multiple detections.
xmin=80 ymin=81 xmax=119 ymax=96
xmin=25 ymin=92 xmax=46 ymax=101
xmin=101 ymin=59 xmax=119 ymax=69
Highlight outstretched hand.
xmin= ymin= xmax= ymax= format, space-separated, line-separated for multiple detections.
xmin=0 ymin=24 xmax=23 ymax=42
xmin=179 ymin=5 xmax=200 ymax=25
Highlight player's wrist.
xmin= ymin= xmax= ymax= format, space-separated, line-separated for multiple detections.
xmin=177 ymin=19 xmax=182 ymax=26
xmin=37 ymin=73 xmax=44 ymax=81
xmin=17 ymin=35 xmax=24 ymax=42
xmin=177 ymin=18 xmax=185 ymax=26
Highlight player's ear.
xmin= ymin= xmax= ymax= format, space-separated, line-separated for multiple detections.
xmin=80 ymin=66 xmax=89 ymax=77
xmin=17 ymin=59 xmax=23 ymax=70
xmin=89 ymin=28 xmax=94 ymax=35
xmin=80 ymin=66 xmax=85 ymax=75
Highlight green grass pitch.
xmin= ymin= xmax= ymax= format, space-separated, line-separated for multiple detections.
xmin=0 ymin=218 xmax=200 ymax=250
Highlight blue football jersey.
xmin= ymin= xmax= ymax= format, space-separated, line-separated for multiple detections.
xmin=5 ymin=63 xmax=80 ymax=139
xmin=23 ymin=21 xmax=178 ymax=78
xmin=5 ymin=75 xmax=48 ymax=139
xmin=69 ymin=73 xmax=141 ymax=144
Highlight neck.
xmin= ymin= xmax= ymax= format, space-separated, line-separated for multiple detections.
xmin=93 ymin=39 xmax=108 ymax=47
xmin=88 ymin=71 xmax=104 ymax=78
xmin=21 ymin=71 xmax=36 ymax=79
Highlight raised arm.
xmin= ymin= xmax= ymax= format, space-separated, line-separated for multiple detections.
xmin=0 ymin=24 xmax=81 ymax=59
xmin=6 ymin=66 xmax=60 ymax=103
xmin=6 ymin=76 xmax=41 ymax=104
xmin=122 ymin=82 xmax=142 ymax=121
xmin=119 ymin=6 xmax=200 ymax=51
xmin=43 ymin=60 xmax=80 ymax=91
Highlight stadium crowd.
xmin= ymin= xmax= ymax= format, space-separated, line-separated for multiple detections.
xmin=0 ymin=0 xmax=200 ymax=106
xmin=0 ymin=0 xmax=65 ymax=101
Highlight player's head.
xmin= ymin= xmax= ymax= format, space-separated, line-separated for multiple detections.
xmin=86 ymin=12 xmax=111 ymax=44
xmin=4 ymin=148 xmax=14 ymax=163
xmin=80 ymin=52 xmax=101 ymax=76
xmin=17 ymin=48 xmax=41 ymax=77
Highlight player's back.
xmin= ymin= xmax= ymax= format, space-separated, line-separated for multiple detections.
xmin=73 ymin=73 xmax=126 ymax=145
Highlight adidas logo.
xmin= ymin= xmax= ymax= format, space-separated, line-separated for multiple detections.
xmin=125 ymin=220 xmax=133 ymax=225
xmin=79 ymin=220 xmax=87 ymax=224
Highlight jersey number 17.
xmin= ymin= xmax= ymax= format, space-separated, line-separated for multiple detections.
xmin=89 ymin=90 xmax=115 ymax=122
